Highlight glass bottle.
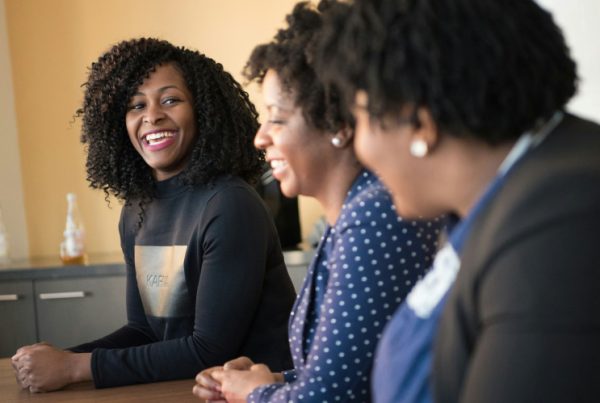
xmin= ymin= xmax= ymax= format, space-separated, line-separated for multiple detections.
xmin=0 ymin=204 xmax=9 ymax=264
xmin=60 ymin=193 xmax=87 ymax=265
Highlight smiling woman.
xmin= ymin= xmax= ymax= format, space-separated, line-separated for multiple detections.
xmin=192 ymin=2 xmax=444 ymax=402
xmin=10 ymin=38 xmax=296 ymax=393
xmin=125 ymin=63 xmax=198 ymax=181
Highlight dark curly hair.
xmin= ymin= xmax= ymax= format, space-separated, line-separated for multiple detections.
xmin=316 ymin=0 xmax=578 ymax=144
xmin=243 ymin=0 xmax=351 ymax=133
xmin=78 ymin=37 xmax=263 ymax=214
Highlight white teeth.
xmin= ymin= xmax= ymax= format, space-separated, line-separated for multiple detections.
xmin=270 ymin=160 xmax=287 ymax=169
xmin=144 ymin=132 xmax=175 ymax=144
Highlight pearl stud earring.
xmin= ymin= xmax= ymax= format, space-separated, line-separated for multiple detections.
xmin=409 ymin=139 xmax=428 ymax=158
xmin=331 ymin=137 xmax=343 ymax=148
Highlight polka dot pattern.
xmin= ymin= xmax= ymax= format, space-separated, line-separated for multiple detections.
xmin=249 ymin=171 xmax=442 ymax=402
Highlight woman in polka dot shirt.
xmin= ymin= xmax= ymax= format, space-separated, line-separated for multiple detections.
xmin=192 ymin=2 xmax=443 ymax=402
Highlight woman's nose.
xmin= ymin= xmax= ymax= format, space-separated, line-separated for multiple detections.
xmin=254 ymin=123 xmax=271 ymax=150
xmin=143 ymin=102 xmax=166 ymax=125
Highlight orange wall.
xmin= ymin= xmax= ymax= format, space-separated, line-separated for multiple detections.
xmin=5 ymin=0 xmax=322 ymax=258
xmin=0 ymin=0 xmax=28 ymax=259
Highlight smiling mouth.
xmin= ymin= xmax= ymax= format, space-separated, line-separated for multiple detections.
xmin=142 ymin=131 xmax=176 ymax=145
xmin=270 ymin=159 xmax=288 ymax=170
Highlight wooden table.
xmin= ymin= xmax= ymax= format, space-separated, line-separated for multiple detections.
xmin=0 ymin=358 xmax=202 ymax=402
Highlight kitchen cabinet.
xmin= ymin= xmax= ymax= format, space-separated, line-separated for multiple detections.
xmin=0 ymin=281 xmax=37 ymax=357
xmin=36 ymin=276 xmax=126 ymax=349
xmin=0 ymin=275 xmax=126 ymax=357
xmin=0 ymin=255 xmax=126 ymax=358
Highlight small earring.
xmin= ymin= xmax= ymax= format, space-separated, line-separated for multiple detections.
xmin=331 ymin=137 xmax=342 ymax=148
xmin=410 ymin=139 xmax=428 ymax=158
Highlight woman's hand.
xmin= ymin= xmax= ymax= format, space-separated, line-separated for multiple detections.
xmin=193 ymin=356 xmax=255 ymax=401
xmin=193 ymin=365 xmax=225 ymax=402
xmin=11 ymin=343 xmax=91 ymax=392
xmin=210 ymin=363 xmax=278 ymax=403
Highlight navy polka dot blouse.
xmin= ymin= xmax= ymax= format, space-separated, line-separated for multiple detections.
xmin=248 ymin=171 xmax=443 ymax=402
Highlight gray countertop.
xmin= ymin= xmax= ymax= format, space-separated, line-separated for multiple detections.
xmin=0 ymin=250 xmax=314 ymax=282
xmin=0 ymin=253 xmax=126 ymax=281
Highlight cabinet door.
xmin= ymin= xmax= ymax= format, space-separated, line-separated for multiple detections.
xmin=0 ymin=281 xmax=37 ymax=358
xmin=35 ymin=276 xmax=126 ymax=348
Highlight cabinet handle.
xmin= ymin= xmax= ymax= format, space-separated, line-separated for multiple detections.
xmin=0 ymin=294 xmax=20 ymax=302
xmin=39 ymin=291 xmax=87 ymax=300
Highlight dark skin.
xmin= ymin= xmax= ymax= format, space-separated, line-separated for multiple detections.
xmin=11 ymin=63 xmax=199 ymax=394
xmin=193 ymin=356 xmax=284 ymax=402
xmin=12 ymin=343 xmax=92 ymax=393
xmin=351 ymin=91 xmax=515 ymax=220
xmin=193 ymin=69 xmax=361 ymax=402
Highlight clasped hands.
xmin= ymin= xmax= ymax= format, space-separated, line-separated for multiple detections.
xmin=193 ymin=356 xmax=283 ymax=402
xmin=11 ymin=342 xmax=90 ymax=393
xmin=12 ymin=344 xmax=278 ymax=398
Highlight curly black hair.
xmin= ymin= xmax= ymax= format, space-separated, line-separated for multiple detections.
xmin=316 ymin=0 xmax=578 ymax=144
xmin=78 ymin=38 xmax=263 ymax=210
xmin=243 ymin=0 xmax=351 ymax=133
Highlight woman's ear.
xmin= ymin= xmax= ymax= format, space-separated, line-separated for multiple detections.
xmin=330 ymin=125 xmax=354 ymax=148
xmin=409 ymin=108 xmax=439 ymax=158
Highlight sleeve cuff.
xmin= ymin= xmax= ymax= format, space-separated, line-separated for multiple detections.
xmin=282 ymin=369 xmax=297 ymax=383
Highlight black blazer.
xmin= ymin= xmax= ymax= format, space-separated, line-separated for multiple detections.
xmin=434 ymin=114 xmax=600 ymax=403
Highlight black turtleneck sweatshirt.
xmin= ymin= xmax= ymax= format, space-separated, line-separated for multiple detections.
xmin=71 ymin=175 xmax=296 ymax=388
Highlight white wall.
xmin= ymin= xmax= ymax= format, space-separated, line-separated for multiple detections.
xmin=537 ymin=0 xmax=600 ymax=121
xmin=0 ymin=0 xmax=29 ymax=260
